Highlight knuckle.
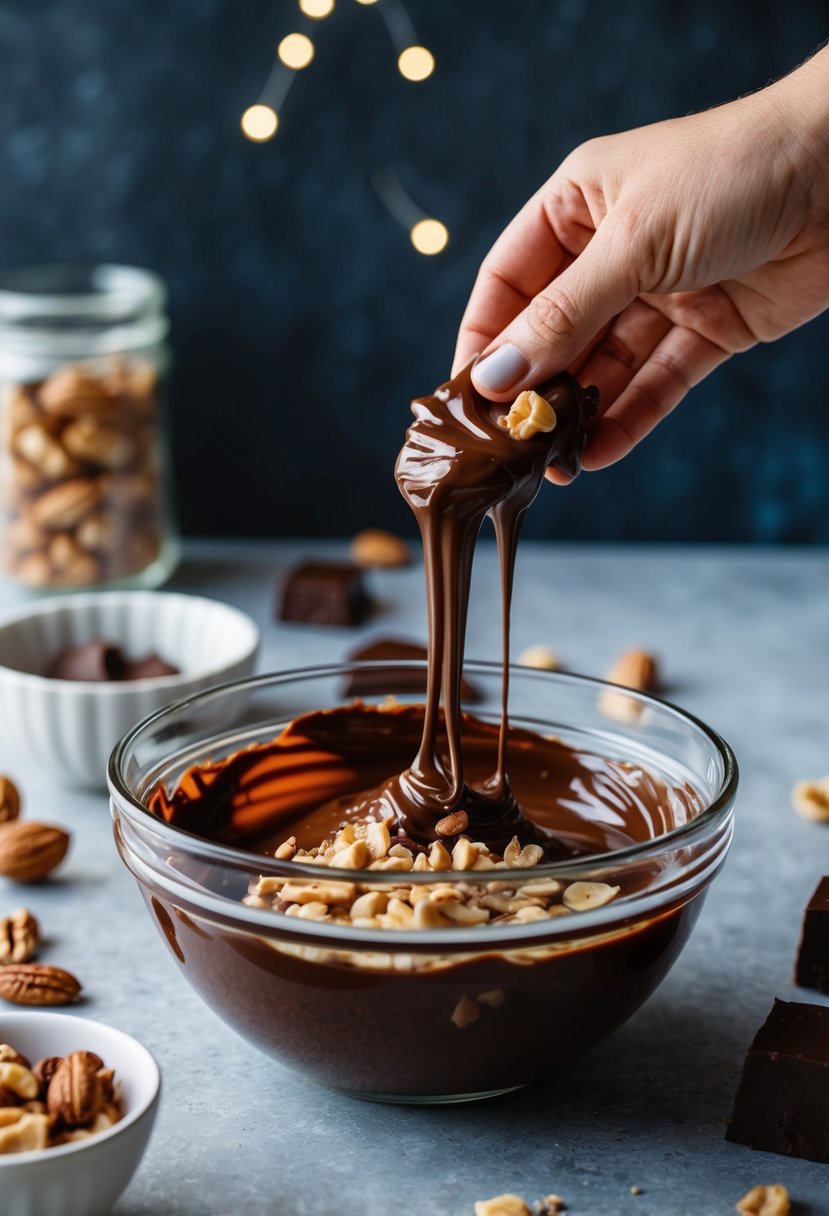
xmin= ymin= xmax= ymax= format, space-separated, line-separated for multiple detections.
xmin=526 ymin=287 xmax=581 ymax=346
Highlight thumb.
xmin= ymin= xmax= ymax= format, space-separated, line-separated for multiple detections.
xmin=470 ymin=218 xmax=640 ymax=401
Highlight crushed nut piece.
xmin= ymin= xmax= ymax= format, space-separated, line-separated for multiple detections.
xmin=562 ymin=881 xmax=621 ymax=912
xmin=435 ymin=810 xmax=469 ymax=837
xmin=599 ymin=649 xmax=658 ymax=723
xmin=518 ymin=645 xmax=560 ymax=671
xmin=0 ymin=908 xmax=39 ymax=964
xmin=536 ymin=1198 xmax=566 ymax=1214
xmin=736 ymin=1184 xmax=790 ymax=1216
xmin=475 ymin=1196 xmax=532 ymax=1216
xmin=791 ymin=777 xmax=829 ymax=823
xmin=630 ymin=1185 xmax=642 ymax=1196
xmin=498 ymin=390 xmax=557 ymax=441
xmin=451 ymin=995 xmax=480 ymax=1029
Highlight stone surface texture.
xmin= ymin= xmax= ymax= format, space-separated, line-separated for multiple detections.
xmin=0 ymin=540 xmax=827 ymax=1215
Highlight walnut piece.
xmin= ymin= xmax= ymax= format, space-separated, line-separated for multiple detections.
xmin=0 ymin=1108 xmax=50 ymax=1154
xmin=736 ymin=1184 xmax=790 ymax=1216
xmin=517 ymin=645 xmax=560 ymax=671
xmin=0 ymin=907 xmax=39 ymax=964
xmin=498 ymin=390 xmax=557 ymax=441
xmin=350 ymin=528 xmax=412 ymax=568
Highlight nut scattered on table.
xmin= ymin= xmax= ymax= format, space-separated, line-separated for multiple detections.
xmin=0 ymin=821 xmax=70 ymax=882
xmin=350 ymin=528 xmax=413 ymax=569
xmin=0 ymin=963 xmax=82 ymax=1006
xmin=0 ymin=907 xmax=39 ymax=964
xmin=736 ymin=1184 xmax=790 ymax=1216
xmin=474 ymin=1196 xmax=533 ymax=1216
xmin=498 ymin=390 xmax=557 ymax=441
xmin=0 ymin=1041 xmax=122 ymax=1153
xmin=599 ymin=648 xmax=659 ymax=724
xmin=791 ymin=777 xmax=829 ymax=823
xmin=517 ymin=645 xmax=561 ymax=672
xmin=2 ymin=359 xmax=165 ymax=588
xmin=0 ymin=777 xmax=20 ymax=825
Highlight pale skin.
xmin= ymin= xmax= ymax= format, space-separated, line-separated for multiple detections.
xmin=452 ymin=45 xmax=829 ymax=483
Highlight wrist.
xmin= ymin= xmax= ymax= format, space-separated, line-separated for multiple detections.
xmin=771 ymin=46 xmax=829 ymax=203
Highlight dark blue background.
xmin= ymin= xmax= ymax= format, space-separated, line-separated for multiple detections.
xmin=1 ymin=0 xmax=827 ymax=541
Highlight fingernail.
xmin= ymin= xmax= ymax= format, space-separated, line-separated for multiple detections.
xmin=471 ymin=344 xmax=530 ymax=393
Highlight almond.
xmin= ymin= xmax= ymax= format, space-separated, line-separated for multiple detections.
xmin=599 ymin=649 xmax=659 ymax=724
xmin=350 ymin=528 xmax=412 ymax=569
xmin=30 ymin=479 xmax=101 ymax=531
xmin=0 ymin=777 xmax=20 ymax=824
xmin=0 ymin=963 xmax=81 ymax=1006
xmin=0 ymin=821 xmax=70 ymax=882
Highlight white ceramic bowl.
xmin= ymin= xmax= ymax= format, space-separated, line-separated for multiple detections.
xmin=0 ymin=1011 xmax=161 ymax=1216
xmin=0 ymin=590 xmax=259 ymax=787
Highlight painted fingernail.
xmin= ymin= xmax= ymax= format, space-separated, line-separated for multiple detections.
xmin=471 ymin=344 xmax=530 ymax=393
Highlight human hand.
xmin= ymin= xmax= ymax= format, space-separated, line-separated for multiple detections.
xmin=453 ymin=48 xmax=829 ymax=478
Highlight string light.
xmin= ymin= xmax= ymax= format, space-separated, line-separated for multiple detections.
xmin=299 ymin=0 xmax=335 ymax=17
xmin=241 ymin=104 xmax=279 ymax=142
xmin=397 ymin=45 xmax=434 ymax=82
xmin=278 ymin=32 xmax=315 ymax=69
xmin=410 ymin=218 xmax=449 ymax=256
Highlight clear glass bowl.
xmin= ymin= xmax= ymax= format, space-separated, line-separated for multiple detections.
xmin=108 ymin=662 xmax=737 ymax=1104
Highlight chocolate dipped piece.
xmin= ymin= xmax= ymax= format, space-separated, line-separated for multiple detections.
xmin=47 ymin=641 xmax=126 ymax=682
xmin=350 ymin=363 xmax=596 ymax=852
xmin=342 ymin=638 xmax=479 ymax=701
xmin=726 ymin=999 xmax=829 ymax=1163
xmin=278 ymin=561 xmax=373 ymax=627
xmin=794 ymin=876 xmax=829 ymax=993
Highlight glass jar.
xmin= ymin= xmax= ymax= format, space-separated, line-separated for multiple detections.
xmin=0 ymin=264 xmax=178 ymax=591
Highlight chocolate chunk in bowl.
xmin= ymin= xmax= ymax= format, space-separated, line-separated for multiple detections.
xmin=108 ymin=662 xmax=736 ymax=1104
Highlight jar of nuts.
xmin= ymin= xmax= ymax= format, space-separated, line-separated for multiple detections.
xmin=0 ymin=264 xmax=178 ymax=590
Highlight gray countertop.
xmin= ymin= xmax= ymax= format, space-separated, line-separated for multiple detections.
xmin=1 ymin=540 xmax=828 ymax=1216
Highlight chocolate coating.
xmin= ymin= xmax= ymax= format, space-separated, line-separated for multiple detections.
xmin=794 ymin=876 xmax=829 ymax=993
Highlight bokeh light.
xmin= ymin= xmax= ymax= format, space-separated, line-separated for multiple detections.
xmin=353 ymin=0 xmax=379 ymax=5
xmin=397 ymin=45 xmax=435 ymax=82
xmin=241 ymin=104 xmax=279 ymax=142
xmin=299 ymin=0 xmax=335 ymax=17
xmin=278 ymin=32 xmax=315 ymax=69
xmin=410 ymin=219 xmax=449 ymax=256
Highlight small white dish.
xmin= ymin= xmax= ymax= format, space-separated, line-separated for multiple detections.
xmin=0 ymin=1010 xmax=161 ymax=1216
xmin=0 ymin=590 xmax=259 ymax=787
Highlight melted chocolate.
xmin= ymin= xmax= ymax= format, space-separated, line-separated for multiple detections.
xmin=149 ymin=702 xmax=697 ymax=860
xmin=350 ymin=363 xmax=598 ymax=851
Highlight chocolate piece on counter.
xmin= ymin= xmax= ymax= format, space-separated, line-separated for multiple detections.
xmin=47 ymin=641 xmax=126 ymax=682
xmin=342 ymin=638 xmax=479 ymax=701
xmin=123 ymin=655 xmax=181 ymax=680
xmin=794 ymin=877 xmax=829 ymax=993
xmin=278 ymin=561 xmax=373 ymax=627
xmin=725 ymin=999 xmax=829 ymax=1162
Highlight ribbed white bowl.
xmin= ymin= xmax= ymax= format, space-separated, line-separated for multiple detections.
xmin=0 ymin=591 xmax=259 ymax=787
xmin=0 ymin=1011 xmax=160 ymax=1216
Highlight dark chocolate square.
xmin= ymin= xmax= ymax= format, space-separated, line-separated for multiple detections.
xmin=794 ymin=876 xmax=829 ymax=994
xmin=278 ymin=561 xmax=373 ymax=627
xmin=725 ymin=998 xmax=829 ymax=1162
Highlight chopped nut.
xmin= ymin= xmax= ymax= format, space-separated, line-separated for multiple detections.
xmin=0 ymin=1062 xmax=39 ymax=1100
xmin=413 ymin=899 xmax=449 ymax=929
xmin=735 ymin=1184 xmax=790 ymax=1216
xmin=364 ymin=820 xmax=391 ymax=860
xmin=350 ymin=891 xmax=388 ymax=920
xmin=274 ymin=837 xmax=297 ymax=860
xmin=503 ymin=837 xmax=544 ymax=869
xmin=474 ymin=1195 xmax=532 ymax=1216
xmin=452 ymin=838 xmax=479 ymax=870
xmin=329 ymin=840 xmax=369 ymax=869
xmin=791 ymin=777 xmax=829 ymax=823
xmin=477 ymin=988 xmax=505 ymax=1008
xmin=451 ymin=994 xmax=480 ymax=1029
xmin=0 ymin=1108 xmax=50 ymax=1154
xmin=498 ymin=390 xmax=557 ymax=441
xmin=279 ymin=880 xmax=356 ymax=906
xmin=428 ymin=840 xmax=453 ymax=870
xmin=629 ymin=1186 xmax=642 ymax=1196
xmin=536 ymin=1198 xmax=566 ymax=1214
xmin=562 ymin=881 xmax=621 ymax=912
xmin=0 ymin=1045 xmax=30 ymax=1069
xmin=517 ymin=645 xmax=560 ymax=671
xmin=435 ymin=810 xmax=469 ymax=838
xmin=0 ymin=908 xmax=40 ymax=964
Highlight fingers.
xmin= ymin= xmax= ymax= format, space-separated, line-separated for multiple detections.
xmin=452 ymin=179 xmax=588 ymax=374
xmin=575 ymin=299 xmax=672 ymax=405
xmin=470 ymin=217 xmax=642 ymax=401
xmin=582 ymin=324 xmax=731 ymax=470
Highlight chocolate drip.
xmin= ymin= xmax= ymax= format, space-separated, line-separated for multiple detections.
xmin=358 ymin=363 xmax=597 ymax=852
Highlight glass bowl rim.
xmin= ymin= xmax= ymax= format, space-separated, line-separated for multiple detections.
xmin=108 ymin=659 xmax=738 ymax=886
